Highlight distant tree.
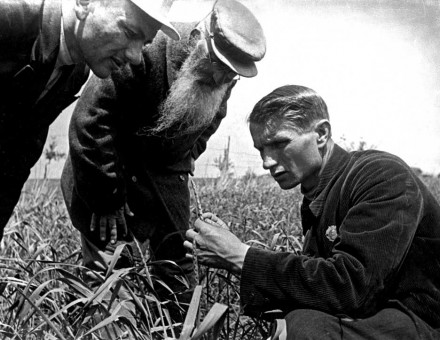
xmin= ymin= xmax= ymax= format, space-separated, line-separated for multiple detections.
xmin=242 ymin=168 xmax=257 ymax=181
xmin=213 ymin=152 xmax=233 ymax=174
xmin=338 ymin=135 xmax=376 ymax=152
xmin=43 ymin=138 xmax=66 ymax=179
xmin=214 ymin=137 xmax=234 ymax=189
xmin=213 ymin=136 xmax=233 ymax=176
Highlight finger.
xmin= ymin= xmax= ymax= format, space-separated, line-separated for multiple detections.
xmin=90 ymin=214 xmax=98 ymax=232
xmin=186 ymin=229 xmax=198 ymax=241
xmin=217 ymin=219 xmax=229 ymax=230
xmin=109 ymin=217 xmax=117 ymax=244
xmin=199 ymin=214 xmax=224 ymax=228
xmin=205 ymin=216 xmax=228 ymax=229
xmin=100 ymin=217 xmax=107 ymax=241
xmin=183 ymin=240 xmax=194 ymax=251
xmin=185 ymin=253 xmax=194 ymax=260
xmin=116 ymin=214 xmax=128 ymax=238
xmin=125 ymin=203 xmax=134 ymax=217
xmin=201 ymin=212 xmax=215 ymax=220
xmin=194 ymin=218 xmax=208 ymax=232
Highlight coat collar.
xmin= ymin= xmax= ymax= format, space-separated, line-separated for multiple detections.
xmin=31 ymin=0 xmax=62 ymax=67
xmin=306 ymin=143 xmax=350 ymax=217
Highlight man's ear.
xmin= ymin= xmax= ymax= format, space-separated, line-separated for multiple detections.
xmin=75 ymin=0 xmax=91 ymax=21
xmin=315 ymin=119 xmax=331 ymax=149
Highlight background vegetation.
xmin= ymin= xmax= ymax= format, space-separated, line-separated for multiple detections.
xmin=1 ymin=170 xmax=439 ymax=339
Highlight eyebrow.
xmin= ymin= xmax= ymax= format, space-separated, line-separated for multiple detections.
xmin=259 ymin=135 xmax=291 ymax=151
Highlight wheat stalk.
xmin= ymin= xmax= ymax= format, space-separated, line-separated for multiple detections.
xmin=189 ymin=178 xmax=202 ymax=285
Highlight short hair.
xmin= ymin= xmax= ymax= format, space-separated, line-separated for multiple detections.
xmin=248 ymin=85 xmax=329 ymax=133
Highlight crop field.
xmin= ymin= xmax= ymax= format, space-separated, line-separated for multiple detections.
xmin=0 ymin=173 xmax=439 ymax=339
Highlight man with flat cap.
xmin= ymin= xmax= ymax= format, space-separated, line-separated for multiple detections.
xmin=0 ymin=0 xmax=180 ymax=241
xmin=61 ymin=0 xmax=266 ymax=319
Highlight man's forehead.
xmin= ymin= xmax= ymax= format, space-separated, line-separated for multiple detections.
xmin=251 ymin=120 xmax=293 ymax=145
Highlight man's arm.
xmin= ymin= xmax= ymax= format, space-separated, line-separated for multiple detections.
xmin=68 ymin=70 xmax=140 ymax=242
xmin=187 ymin=154 xmax=424 ymax=318
xmin=69 ymin=74 xmax=125 ymax=212
xmin=240 ymin=154 xmax=423 ymax=317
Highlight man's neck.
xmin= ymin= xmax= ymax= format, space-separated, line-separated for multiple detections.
xmin=301 ymin=139 xmax=335 ymax=201
xmin=319 ymin=139 xmax=335 ymax=178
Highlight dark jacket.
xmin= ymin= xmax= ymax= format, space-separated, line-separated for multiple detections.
xmin=241 ymin=144 xmax=440 ymax=329
xmin=0 ymin=0 xmax=89 ymax=179
xmin=61 ymin=23 xmax=235 ymax=259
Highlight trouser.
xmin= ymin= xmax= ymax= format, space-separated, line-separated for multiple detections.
xmin=81 ymin=233 xmax=196 ymax=322
xmin=269 ymin=307 xmax=440 ymax=340
xmin=0 ymin=172 xmax=31 ymax=238
xmin=81 ymin=233 xmax=196 ymax=288
xmin=0 ymin=128 xmax=48 ymax=239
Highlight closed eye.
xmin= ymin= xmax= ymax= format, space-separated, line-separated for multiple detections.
xmin=124 ymin=28 xmax=137 ymax=39
xmin=274 ymin=141 xmax=289 ymax=149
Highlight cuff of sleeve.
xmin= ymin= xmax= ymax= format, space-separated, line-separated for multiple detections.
xmin=82 ymin=183 xmax=126 ymax=215
xmin=240 ymin=247 xmax=276 ymax=315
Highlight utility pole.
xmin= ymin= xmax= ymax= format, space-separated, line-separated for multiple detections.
xmin=225 ymin=136 xmax=230 ymax=172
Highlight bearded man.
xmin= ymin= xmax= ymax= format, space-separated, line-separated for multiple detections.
xmin=60 ymin=0 xmax=266 ymax=307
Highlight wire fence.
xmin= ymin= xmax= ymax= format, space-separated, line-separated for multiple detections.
xmin=29 ymin=135 xmax=265 ymax=179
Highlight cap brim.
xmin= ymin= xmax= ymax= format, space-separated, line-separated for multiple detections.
xmin=158 ymin=23 xmax=180 ymax=41
xmin=211 ymin=38 xmax=258 ymax=78
xmin=129 ymin=0 xmax=180 ymax=41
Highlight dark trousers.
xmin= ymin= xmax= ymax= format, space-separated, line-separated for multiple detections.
xmin=0 ymin=173 xmax=29 ymax=238
xmin=0 ymin=128 xmax=48 ymax=239
xmin=271 ymin=307 xmax=440 ymax=340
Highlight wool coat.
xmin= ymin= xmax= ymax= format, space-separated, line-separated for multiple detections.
xmin=61 ymin=23 xmax=236 ymax=263
xmin=0 ymin=0 xmax=89 ymax=232
xmin=241 ymin=144 xmax=440 ymax=330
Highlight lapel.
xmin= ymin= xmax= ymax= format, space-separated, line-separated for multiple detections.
xmin=301 ymin=145 xmax=350 ymax=256
xmin=10 ymin=0 xmax=66 ymax=115
xmin=29 ymin=0 xmax=63 ymax=90
xmin=30 ymin=0 xmax=89 ymax=125
xmin=308 ymin=144 xmax=350 ymax=218
xmin=34 ymin=64 xmax=86 ymax=129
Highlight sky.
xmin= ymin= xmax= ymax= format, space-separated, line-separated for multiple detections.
xmin=31 ymin=0 xmax=440 ymax=178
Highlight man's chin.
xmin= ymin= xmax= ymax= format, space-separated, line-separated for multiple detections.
xmin=90 ymin=62 xmax=113 ymax=79
xmin=274 ymin=177 xmax=298 ymax=190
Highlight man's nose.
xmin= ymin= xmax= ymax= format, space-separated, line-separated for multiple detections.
xmin=262 ymin=153 xmax=277 ymax=170
xmin=125 ymin=40 xmax=143 ymax=65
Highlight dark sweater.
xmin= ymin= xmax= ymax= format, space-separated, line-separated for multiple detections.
xmin=241 ymin=144 xmax=440 ymax=329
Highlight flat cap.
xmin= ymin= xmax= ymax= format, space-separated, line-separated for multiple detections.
xmin=208 ymin=0 xmax=266 ymax=77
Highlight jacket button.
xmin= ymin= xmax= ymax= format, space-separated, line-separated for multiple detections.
xmin=132 ymin=176 xmax=137 ymax=183
xmin=179 ymin=175 xmax=185 ymax=181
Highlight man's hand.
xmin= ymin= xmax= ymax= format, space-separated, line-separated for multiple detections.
xmin=184 ymin=213 xmax=250 ymax=275
xmin=90 ymin=203 xmax=134 ymax=244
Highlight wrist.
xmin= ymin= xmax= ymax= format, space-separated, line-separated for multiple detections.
xmin=231 ymin=244 xmax=250 ymax=275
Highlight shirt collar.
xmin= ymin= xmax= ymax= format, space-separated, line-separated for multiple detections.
xmin=56 ymin=14 xmax=74 ymax=67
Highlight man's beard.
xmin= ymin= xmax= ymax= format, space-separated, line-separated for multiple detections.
xmin=147 ymin=45 xmax=230 ymax=137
